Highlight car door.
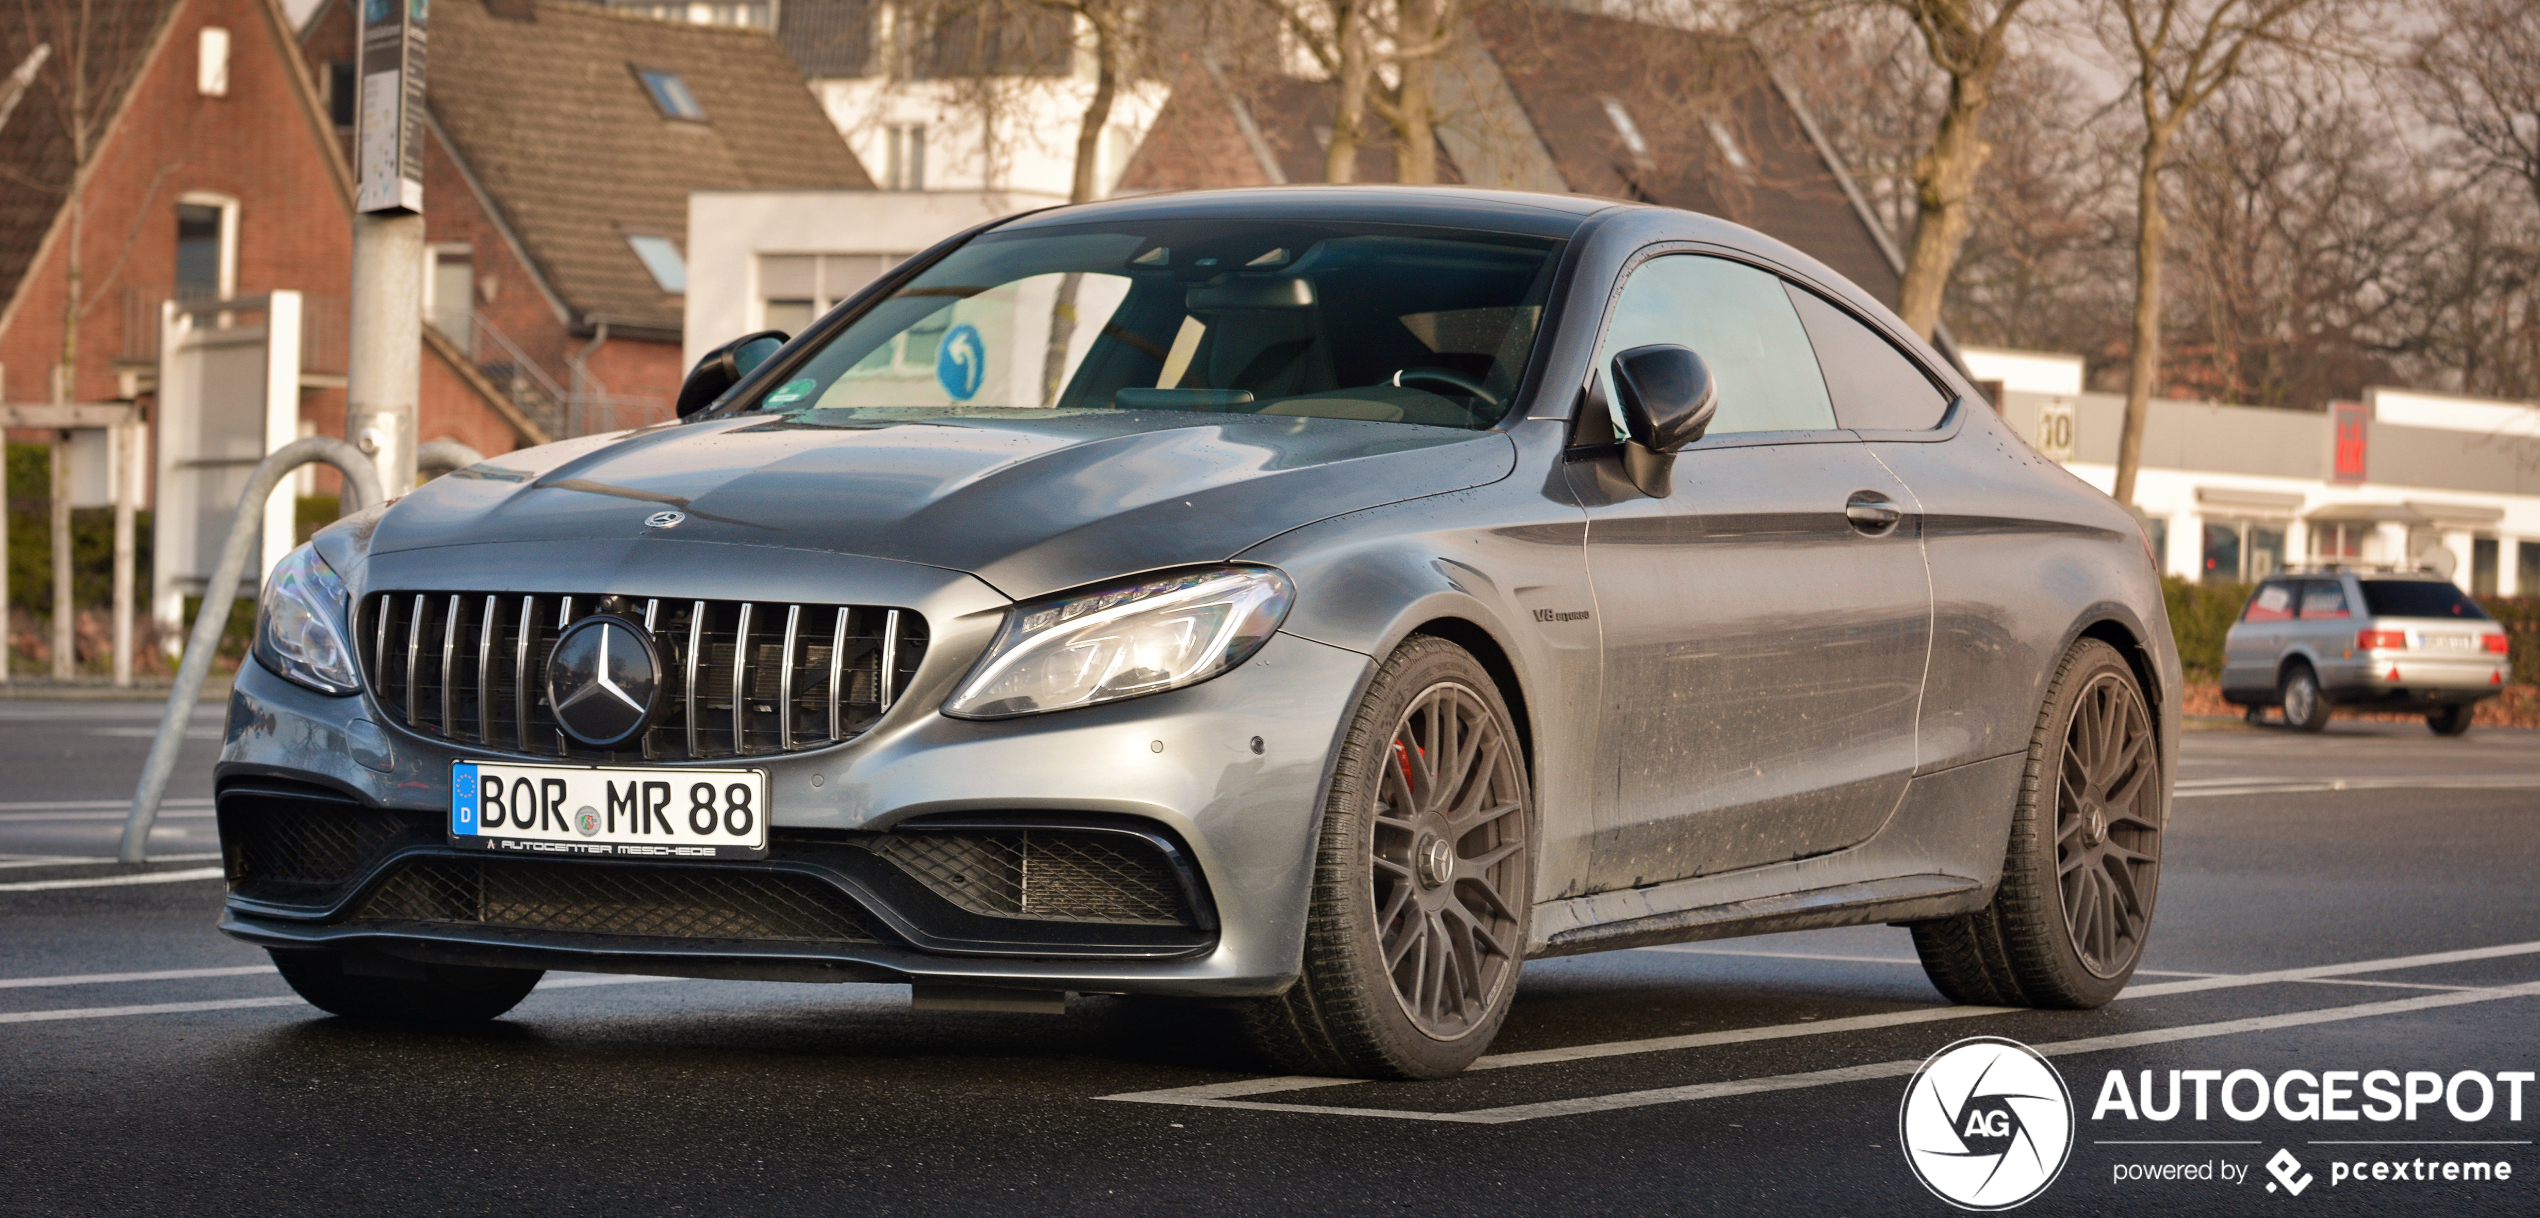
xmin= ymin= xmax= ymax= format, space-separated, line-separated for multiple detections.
xmin=2294 ymin=577 xmax=2355 ymax=685
xmin=2223 ymin=580 xmax=2297 ymax=697
xmin=1571 ymin=252 xmax=1932 ymax=891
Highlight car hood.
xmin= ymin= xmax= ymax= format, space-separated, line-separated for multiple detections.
xmin=368 ymin=410 xmax=1517 ymax=600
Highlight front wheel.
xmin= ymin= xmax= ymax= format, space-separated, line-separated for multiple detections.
xmin=1911 ymin=638 xmax=2164 ymax=1009
xmin=272 ymin=949 xmax=543 ymax=1023
xmin=2427 ymin=704 xmax=2474 ymax=737
xmin=1238 ymin=636 xmax=1533 ymax=1079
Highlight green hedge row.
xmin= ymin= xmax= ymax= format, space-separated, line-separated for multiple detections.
xmin=2163 ymin=576 xmax=2540 ymax=685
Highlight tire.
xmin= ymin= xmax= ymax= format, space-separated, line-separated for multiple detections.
xmin=1911 ymin=638 xmax=2164 ymax=1009
xmin=271 ymin=949 xmax=543 ymax=1023
xmin=2427 ymin=704 xmax=2474 ymax=737
xmin=1238 ymin=636 xmax=1533 ymax=1079
xmin=2278 ymin=663 xmax=2330 ymax=733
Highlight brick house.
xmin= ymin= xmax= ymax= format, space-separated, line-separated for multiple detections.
xmin=298 ymin=0 xmax=874 ymax=436
xmin=1122 ymin=6 xmax=1908 ymax=312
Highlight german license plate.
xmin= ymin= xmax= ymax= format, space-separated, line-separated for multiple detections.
xmin=2422 ymin=633 xmax=2475 ymax=650
xmin=450 ymin=760 xmax=768 ymax=860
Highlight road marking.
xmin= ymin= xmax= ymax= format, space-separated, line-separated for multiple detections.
xmin=2176 ymin=776 xmax=2540 ymax=799
xmin=0 ymin=965 xmax=276 ymax=989
xmin=0 ymin=853 xmax=220 ymax=871
xmin=0 ymin=809 xmax=216 ymax=823
xmin=0 ymin=974 xmax=677 ymax=1025
xmin=0 ymin=867 xmax=226 ymax=892
xmin=1631 ymin=946 xmax=2215 ymax=978
xmin=1102 ymin=940 xmax=2540 ymax=1114
xmin=0 ymin=798 xmax=214 ymax=812
xmin=1101 ymin=982 xmax=2540 ymax=1124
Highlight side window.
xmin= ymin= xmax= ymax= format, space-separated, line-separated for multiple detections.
xmin=1783 ymin=285 xmax=1951 ymax=431
xmin=1599 ymin=254 xmax=1835 ymax=437
xmin=2242 ymin=582 xmax=2295 ymax=623
xmin=2298 ymin=580 xmax=2350 ymax=620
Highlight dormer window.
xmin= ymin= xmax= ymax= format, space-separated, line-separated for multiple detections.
xmin=635 ymin=67 xmax=708 ymax=122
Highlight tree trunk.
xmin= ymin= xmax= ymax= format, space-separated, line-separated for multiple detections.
xmin=1896 ymin=71 xmax=1993 ymax=339
xmin=1066 ymin=2 xmax=1121 ymax=206
xmin=1326 ymin=1 xmax=1368 ymax=184
xmin=2114 ymin=125 xmax=2173 ymax=508
xmin=1393 ymin=0 xmax=1442 ymax=184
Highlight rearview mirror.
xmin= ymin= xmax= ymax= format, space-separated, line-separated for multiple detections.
xmin=1608 ymin=343 xmax=1718 ymax=498
xmin=675 ymin=330 xmax=789 ymax=419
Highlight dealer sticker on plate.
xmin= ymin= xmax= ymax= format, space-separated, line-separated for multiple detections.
xmin=451 ymin=760 xmax=768 ymax=859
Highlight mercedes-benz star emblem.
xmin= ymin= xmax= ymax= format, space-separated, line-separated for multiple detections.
xmin=645 ymin=510 xmax=686 ymax=529
xmin=545 ymin=616 xmax=662 ymax=747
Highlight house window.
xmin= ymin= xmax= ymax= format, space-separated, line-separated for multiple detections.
xmin=1597 ymin=97 xmax=1651 ymax=168
xmin=198 ymin=27 xmax=229 ymax=97
xmin=884 ymin=123 xmax=925 ymax=190
xmin=328 ymin=61 xmax=357 ymax=127
xmin=635 ymin=67 xmax=709 ymax=121
xmin=626 ymin=235 xmax=687 ymax=292
xmin=2520 ymin=540 xmax=2540 ymax=595
xmin=758 ymin=252 xmax=892 ymax=333
xmin=429 ymin=247 xmax=475 ymax=348
xmin=2310 ymin=521 xmax=2365 ymax=561
xmin=2472 ymin=537 xmax=2499 ymax=596
xmin=175 ymin=200 xmax=233 ymax=304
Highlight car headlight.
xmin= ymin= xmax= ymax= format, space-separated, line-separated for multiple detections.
xmin=253 ymin=544 xmax=360 ymax=695
xmin=945 ymin=566 xmax=1295 ymax=719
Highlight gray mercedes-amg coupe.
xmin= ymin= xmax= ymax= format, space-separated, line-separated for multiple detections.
xmin=222 ymin=187 xmax=2178 ymax=1078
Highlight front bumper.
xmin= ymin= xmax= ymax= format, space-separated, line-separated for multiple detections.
xmin=216 ymin=627 xmax=1372 ymax=998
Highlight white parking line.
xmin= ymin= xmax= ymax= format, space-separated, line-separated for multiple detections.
xmin=0 ymin=867 xmax=225 ymax=892
xmin=0 ymin=809 xmax=216 ymax=823
xmin=0 ymin=974 xmax=680 ymax=1025
xmin=0 ymin=853 xmax=221 ymax=870
xmin=2176 ymin=776 xmax=2540 ymax=799
xmin=1101 ymin=939 xmax=2540 ymax=1119
xmin=0 ymin=798 xmax=214 ymax=812
xmin=0 ymin=965 xmax=276 ymax=989
xmin=1102 ymin=982 xmax=2540 ymax=1124
xmin=1631 ymin=946 xmax=2212 ymax=978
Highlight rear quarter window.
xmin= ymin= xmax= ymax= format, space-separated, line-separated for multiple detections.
xmin=2242 ymin=583 xmax=2296 ymax=623
xmin=2357 ymin=580 xmax=2490 ymax=620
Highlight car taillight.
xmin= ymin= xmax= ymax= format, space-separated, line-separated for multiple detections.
xmin=2357 ymin=630 xmax=2408 ymax=650
xmin=2484 ymin=633 xmax=2510 ymax=655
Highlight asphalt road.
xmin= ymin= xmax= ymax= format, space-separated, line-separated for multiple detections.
xmin=1 ymin=702 xmax=2533 ymax=1216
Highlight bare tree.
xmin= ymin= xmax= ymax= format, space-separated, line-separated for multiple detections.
xmin=2411 ymin=0 xmax=2540 ymax=212
xmin=1876 ymin=0 xmax=2036 ymax=340
xmin=2101 ymin=0 xmax=2349 ymax=506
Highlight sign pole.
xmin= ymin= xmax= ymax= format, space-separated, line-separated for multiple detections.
xmin=348 ymin=0 xmax=427 ymax=499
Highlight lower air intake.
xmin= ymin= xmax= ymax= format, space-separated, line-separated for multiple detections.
xmin=349 ymin=858 xmax=878 ymax=943
xmin=874 ymin=830 xmax=1192 ymax=926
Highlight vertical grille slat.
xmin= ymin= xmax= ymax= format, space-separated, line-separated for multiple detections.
xmin=362 ymin=591 xmax=924 ymax=763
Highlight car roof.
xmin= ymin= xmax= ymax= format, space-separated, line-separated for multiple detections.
xmin=992 ymin=186 xmax=1622 ymax=241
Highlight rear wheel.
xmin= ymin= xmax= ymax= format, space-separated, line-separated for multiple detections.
xmin=1239 ymin=636 xmax=1532 ymax=1079
xmin=2279 ymin=663 xmax=2330 ymax=733
xmin=1912 ymin=639 xmax=2164 ymax=1009
xmin=271 ymin=949 xmax=543 ymax=1023
xmin=2427 ymin=704 xmax=2474 ymax=737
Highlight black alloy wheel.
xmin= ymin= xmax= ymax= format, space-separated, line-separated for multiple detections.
xmin=1912 ymin=638 xmax=2165 ymax=1008
xmin=1240 ymin=636 xmax=1532 ymax=1078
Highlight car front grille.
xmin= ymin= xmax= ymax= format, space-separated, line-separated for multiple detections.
xmin=357 ymin=592 xmax=927 ymax=762
xmin=874 ymin=830 xmax=1193 ymax=926
xmin=347 ymin=858 xmax=878 ymax=943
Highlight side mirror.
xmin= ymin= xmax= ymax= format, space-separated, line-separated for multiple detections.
xmin=1608 ymin=343 xmax=1717 ymax=498
xmin=675 ymin=330 xmax=789 ymax=419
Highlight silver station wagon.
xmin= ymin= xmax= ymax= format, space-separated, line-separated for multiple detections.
xmin=222 ymin=187 xmax=2179 ymax=1078
xmin=2222 ymin=567 xmax=2510 ymax=735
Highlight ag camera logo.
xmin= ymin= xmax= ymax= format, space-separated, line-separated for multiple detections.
xmin=1901 ymin=1036 xmax=2075 ymax=1210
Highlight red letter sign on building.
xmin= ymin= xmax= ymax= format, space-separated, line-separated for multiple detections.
xmin=2330 ymin=401 xmax=2368 ymax=485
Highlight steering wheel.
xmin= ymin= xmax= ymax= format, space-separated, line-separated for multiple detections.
xmin=1391 ymin=366 xmax=1502 ymax=409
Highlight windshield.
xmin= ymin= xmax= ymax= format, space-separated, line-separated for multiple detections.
xmin=2357 ymin=580 xmax=2490 ymax=620
xmin=730 ymin=220 xmax=1562 ymax=431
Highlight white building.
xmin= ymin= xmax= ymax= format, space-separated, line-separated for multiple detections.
xmin=1969 ymin=344 xmax=2540 ymax=596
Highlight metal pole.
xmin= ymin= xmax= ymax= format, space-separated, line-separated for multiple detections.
xmin=116 ymin=436 xmax=382 ymax=865
xmin=348 ymin=212 xmax=424 ymax=499
xmin=49 ymin=434 xmax=70 ymax=679
xmin=111 ymin=419 xmax=137 ymax=686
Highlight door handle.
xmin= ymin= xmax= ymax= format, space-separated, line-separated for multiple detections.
xmin=1845 ymin=494 xmax=1903 ymax=533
